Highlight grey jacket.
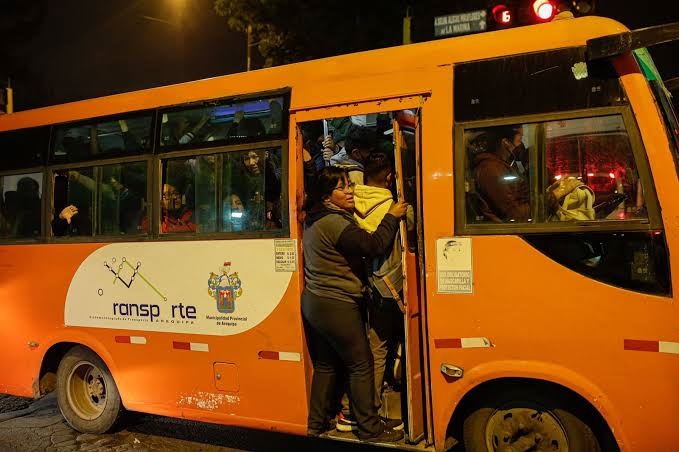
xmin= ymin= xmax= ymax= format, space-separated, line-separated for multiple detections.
xmin=303 ymin=204 xmax=399 ymax=304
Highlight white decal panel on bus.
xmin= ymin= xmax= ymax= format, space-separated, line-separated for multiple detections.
xmin=65 ymin=240 xmax=294 ymax=335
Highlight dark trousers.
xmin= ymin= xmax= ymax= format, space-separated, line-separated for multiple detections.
xmin=301 ymin=290 xmax=381 ymax=437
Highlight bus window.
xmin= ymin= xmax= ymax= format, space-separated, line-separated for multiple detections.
xmin=0 ymin=172 xmax=42 ymax=239
xmin=99 ymin=163 xmax=148 ymax=235
xmin=464 ymin=114 xmax=647 ymax=225
xmin=0 ymin=126 xmax=49 ymax=171
xmin=544 ymin=115 xmax=646 ymax=221
xmin=53 ymin=168 xmax=94 ymax=237
xmin=51 ymin=113 xmax=153 ymax=163
xmin=222 ymin=148 xmax=282 ymax=232
xmin=464 ymin=124 xmax=535 ymax=223
xmin=160 ymin=156 xmax=217 ymax=234
xmin=159 ymin=96 xmax=286 ymax=149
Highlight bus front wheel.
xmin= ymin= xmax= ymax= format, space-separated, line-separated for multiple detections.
xmin=462 ymin=387 xmax=600 ymax=452
xmin=56 ymin=346 xmax=123 ymax=434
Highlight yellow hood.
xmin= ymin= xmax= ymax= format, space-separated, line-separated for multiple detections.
xmin=353 ymin=184 xmax=394 ymax=233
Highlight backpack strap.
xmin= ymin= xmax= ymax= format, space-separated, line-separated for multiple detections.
xmin=383 ymin=276 xmax=407 ymax=315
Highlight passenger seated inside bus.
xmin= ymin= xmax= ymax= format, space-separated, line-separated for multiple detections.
xmin=12 ymin=177 xmax=42 ymax=237
xmin=159 ymin=182 xmax=195 ymax=233
xmin=225 ymin=149 xmax=281 ymax=231
xmin=472 ymin=126 xmax=532 ymax=222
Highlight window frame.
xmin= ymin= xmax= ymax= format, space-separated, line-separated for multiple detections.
xmin=155 ymin=88 xmax=291 ymax=153
xmin=48 ymin=109 xmax=157 ymax=165
xmin=47 ymin=155 xmax=154 ymax=242
xmin=153 ymin=138 xmax=289 ymax=241
xmin=454 ymin=105 xmax=663 ymax=235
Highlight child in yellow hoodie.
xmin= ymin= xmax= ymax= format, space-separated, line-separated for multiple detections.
xmin=337 ymin=153 xmax=406 ymax=430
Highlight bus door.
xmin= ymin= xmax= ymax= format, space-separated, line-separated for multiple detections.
xmin=392 ymin=110 xmax=430 ymax=444
xmin=292 ymin=95 xmax=430 ymax=444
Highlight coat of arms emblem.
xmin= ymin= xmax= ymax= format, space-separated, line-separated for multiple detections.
xmin=207 ymin=262 xmax=243 ymax=313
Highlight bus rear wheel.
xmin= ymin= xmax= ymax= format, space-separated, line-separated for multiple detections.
xmin=462 ymin=387 xmax=600 ymax=452
xmin=56 ymin=346 xmax=123 ymax=434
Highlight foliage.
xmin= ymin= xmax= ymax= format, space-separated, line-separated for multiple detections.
xmin=214 ymin=0 xmax=411 ymax=67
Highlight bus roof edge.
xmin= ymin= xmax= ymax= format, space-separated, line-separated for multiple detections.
xmin=587 ymin=21 xmax=679 ymax=60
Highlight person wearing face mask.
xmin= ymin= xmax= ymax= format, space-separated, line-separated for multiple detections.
xmin=472 ymin=126 xmax=532 ymax=222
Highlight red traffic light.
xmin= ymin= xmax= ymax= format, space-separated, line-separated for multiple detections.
xmin=492 ymin=4 xmax=513 ymax=26
xmin=532 ymin=0 xmax=556 ymax=21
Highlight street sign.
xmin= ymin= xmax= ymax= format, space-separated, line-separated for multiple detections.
xmin=434 ymin=10 xmax=487 ymax=37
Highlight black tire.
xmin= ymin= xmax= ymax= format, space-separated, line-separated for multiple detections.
xmin=56 ymin=345 xmax=124 ymax=434
xmin=463 ymin=386 xmax=600 ymax=452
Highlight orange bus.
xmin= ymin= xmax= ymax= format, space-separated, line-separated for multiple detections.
xmin=1 ymin=16 xmax=678 ymax=451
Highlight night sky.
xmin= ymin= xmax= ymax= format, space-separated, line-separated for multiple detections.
xmin=0 ymin=0 xmax=677 ymax=111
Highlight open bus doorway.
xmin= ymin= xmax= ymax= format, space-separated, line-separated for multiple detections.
xmin=296 ymin=99 xmax=430 ymax=447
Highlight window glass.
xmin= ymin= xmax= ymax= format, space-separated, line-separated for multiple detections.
xmin=98 ymin=163 xmax=147 ymax=235
xmin=464 ymin=114 xmax=645 ymax=225
xmin=161 ymin=157 xmax=216 ymax=234
xmin=464 ymin=124 xmax=534 ymax=223
xmin=222 ymin=148 xmax=282 ymax=232
xmin=159 ymin=96 xmax=285 ymax=148
xmin=0 ymin=127 xmax=49 ymax=171
xmin=53 ymin=168 xmax=94 ymax=237
xmin=544 ymin=115 xmax=646 ymax=221
xmin=52 ymin=113 xmax=153 ymax=163
xmin=0 ymin=173 xmax=42 ymax=238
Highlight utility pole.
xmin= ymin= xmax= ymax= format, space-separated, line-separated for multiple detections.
xmin=0 ymin=78 xmax=13 ymax=114
xmin=246 ymin=24 xmax=252 ymax=71
xmin=403 ymin=7 xmax=412 ymax=44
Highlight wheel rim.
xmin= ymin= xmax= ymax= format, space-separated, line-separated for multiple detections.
xmin=485 ymin=407 xmax=569 ymax=451
xmin=65 ymin=360 xmax=108 ymax=420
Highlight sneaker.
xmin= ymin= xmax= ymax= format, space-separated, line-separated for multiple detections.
xmin=308 ymin=418 xmax=337 ymax=437
xmin=381 ymin=416 xmax=404 ymax=431
xmin=359 ymin=425 xmax=405 ymax=443
xmin=336 ymin=412 xmax=357 ymax=432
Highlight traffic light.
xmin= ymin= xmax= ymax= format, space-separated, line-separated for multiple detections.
xmin=531 ymin=0 xmax=556 ymax=22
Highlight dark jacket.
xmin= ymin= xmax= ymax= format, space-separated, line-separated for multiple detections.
xmin=473 ymin=152 xmax=530 ymax=222
xmin=303 ymin=204 xmax=399 ymax=303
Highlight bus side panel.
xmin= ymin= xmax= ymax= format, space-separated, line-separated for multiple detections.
xmin=427 ymin=236 xmax=679 ymax=451
xmin=0 ymin=243 xmax=106 ymax=397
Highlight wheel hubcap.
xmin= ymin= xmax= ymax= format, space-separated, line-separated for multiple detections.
xmin=485 ymin=407 xmax=568 ymax=451
xmin=66 ymin=360 xmax=107 ymax=420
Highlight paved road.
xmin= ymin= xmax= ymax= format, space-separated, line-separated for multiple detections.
xmin=0 ymin=394 xmax=382 ymax=452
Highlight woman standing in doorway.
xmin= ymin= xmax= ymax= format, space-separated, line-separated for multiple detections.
xmin=302 ymin=166 xmax=407 ymax=442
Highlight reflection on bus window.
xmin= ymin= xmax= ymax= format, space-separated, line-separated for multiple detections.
xmin=52 ymin=115 xmax=152 ymax=162
xmin=160 ymin=157 xmax=217 ymax=234
xmin=53 ymin=169 xmax=94 ymax=237
xmin=222 ymin=148 xmax=282 ymax=232
xmin=0 ymin=173 xmax=42 ymax=238
xmin=464 ymin=125 xmax=533 ymax=223
xmin=160 ymin=96 xmax=285 ymax=148
xmin=544 ymin=115 xmax=646 ymax=221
